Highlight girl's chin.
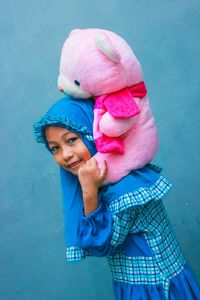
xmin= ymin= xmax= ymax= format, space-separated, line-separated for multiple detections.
xmin=63 ymin=167 xmax=79 ymax=176
xmin=68 ymin=168 xmax=79 ymax=175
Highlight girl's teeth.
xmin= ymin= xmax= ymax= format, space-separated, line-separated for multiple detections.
xmin=69 ymin=160 xmax=80 ymax=168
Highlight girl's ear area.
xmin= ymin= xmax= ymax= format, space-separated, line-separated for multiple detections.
xmin=94 ymin=32 xmax=121 ymax=63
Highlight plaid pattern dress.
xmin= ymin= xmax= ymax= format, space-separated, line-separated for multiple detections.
xmin=108 ymin=200 xmax=185 ymax=299
xmin=77 ymin=166 xmax=200 ymax=299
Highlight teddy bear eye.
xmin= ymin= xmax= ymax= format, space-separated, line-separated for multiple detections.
xmin=74 ymin=80 xmax=80 ymax=86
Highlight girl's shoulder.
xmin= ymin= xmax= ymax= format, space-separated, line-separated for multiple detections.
xmin=99 ymin=164 xmax=172 ymax=214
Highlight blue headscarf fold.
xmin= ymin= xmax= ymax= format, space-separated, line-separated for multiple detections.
xmin=34 ymin=96 xmax=97 ymax=260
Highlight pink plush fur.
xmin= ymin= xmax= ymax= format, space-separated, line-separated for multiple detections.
xmin=58 ymin=28 xmax=158 ymax=183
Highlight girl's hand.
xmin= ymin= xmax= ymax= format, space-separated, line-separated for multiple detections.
xmin=78 ymin=158 xmax=107 ymax=215
xmin=78 ymin=158 xmax=107 ymax=194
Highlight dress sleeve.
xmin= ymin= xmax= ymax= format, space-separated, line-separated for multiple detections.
xmin=77 ymin=201 xmax=114 ymax=256
xmin=77 ymin=201 xmax=138 ymax=257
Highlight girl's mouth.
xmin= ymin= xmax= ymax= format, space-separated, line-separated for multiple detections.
xmin=67 ymin=160 xmax=82 ymax=169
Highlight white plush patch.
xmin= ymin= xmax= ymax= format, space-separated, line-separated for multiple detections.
xmin=58 ymin=74 xmax=92 ymax=99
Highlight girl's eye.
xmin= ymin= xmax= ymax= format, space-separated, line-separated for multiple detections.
xmin=51 ymin=146 xmax=59 ymax=153
xmin=67 ymin=137 xmax=78 ymax=144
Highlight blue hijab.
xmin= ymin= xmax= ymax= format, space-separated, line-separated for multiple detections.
xmin=34 ymin=96 xmax=171 ymax=262
xmin=34 ymin=96 xmax=98 ymax=260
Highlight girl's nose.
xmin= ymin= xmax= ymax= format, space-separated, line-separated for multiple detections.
xmin=62 ymin=147 xmax=73 ymax=161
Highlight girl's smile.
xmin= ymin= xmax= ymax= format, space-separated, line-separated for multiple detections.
xmin=45 ymin=126 xmax=91 ymax=175
xmin=67 ymin=159 xmax=82 ymax=169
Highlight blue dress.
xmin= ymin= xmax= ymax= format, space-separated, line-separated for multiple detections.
xmin=76 ymin=165 xmax=200 ymax=300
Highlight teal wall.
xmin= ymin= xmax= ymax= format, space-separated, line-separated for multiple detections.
xmin=1 ymin=1 xmax=200 ymax=299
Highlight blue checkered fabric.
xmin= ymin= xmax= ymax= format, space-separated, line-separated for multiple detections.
xmin=110 ymin=208 xmax=133 ymax=248
xmin=66 ymin=246 xmax=85 ymax=262
xmin=109 ymin=176 xmax=172 ymax=215
xmin=66 ymin=246 xmax=91 ymax=262
xmin=107 ymin=200 xmax=185 ymax=299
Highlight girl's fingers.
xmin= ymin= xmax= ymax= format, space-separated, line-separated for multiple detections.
xmin=89 ymin=158 xmax=107 ymax=180
xmin=100 ymin=160 xmax=107 ymax=179
xmin=79 ymin=158 xmax=97 ymax=175
xmin=81 ymin=158 xmax=107 ymax=182
xmin=84 ymin=158 xmax=94 ymax=168
xmin=89 ymin=157 xmax=98 ymax=167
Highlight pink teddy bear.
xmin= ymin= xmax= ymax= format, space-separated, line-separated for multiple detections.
xmin=58 ymin=28 xmax=158 ymax=183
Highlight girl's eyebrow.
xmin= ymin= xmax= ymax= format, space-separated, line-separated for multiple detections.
xmin=47 ymin=131 xmax=75 ymax=144
xmin=61 ymin=131 xmax=71 ymax=138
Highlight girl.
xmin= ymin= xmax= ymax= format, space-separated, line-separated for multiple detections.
xmin=34 ymin=96 xmax=200 ymax=300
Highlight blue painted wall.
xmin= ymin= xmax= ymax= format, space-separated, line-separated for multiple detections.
xmin=1 ymin=1 xmax=200 ymax=299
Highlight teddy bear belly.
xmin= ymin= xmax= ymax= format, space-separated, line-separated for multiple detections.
xmin=94 ymin=121 xmax=158 ymax=183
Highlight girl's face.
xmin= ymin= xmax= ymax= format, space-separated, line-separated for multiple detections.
xmin=45 ymin=126 xmax=91 ymax=176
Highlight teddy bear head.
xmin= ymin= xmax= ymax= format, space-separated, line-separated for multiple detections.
xmin=58 ymin=28 xmax=144 ymax=98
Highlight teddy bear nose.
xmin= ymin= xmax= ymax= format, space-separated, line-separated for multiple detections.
xmin=58 ymin=86 xmax=64 ymax=92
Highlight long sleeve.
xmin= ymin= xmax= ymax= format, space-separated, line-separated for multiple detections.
xmin=77 ymin=201 xmax=136 ymax=257
xmin=77 ymin=202 xmax=114 ymax=256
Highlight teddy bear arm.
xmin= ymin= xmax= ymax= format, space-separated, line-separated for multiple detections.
xmin=99 ymin=112 xmax=137 ymax=137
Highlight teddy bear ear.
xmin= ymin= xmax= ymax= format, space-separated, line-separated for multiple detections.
xmin=69 ymin=29 xmax=81 ymax=36
xmin=94 ymin=32 xmax=121 ymax=63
